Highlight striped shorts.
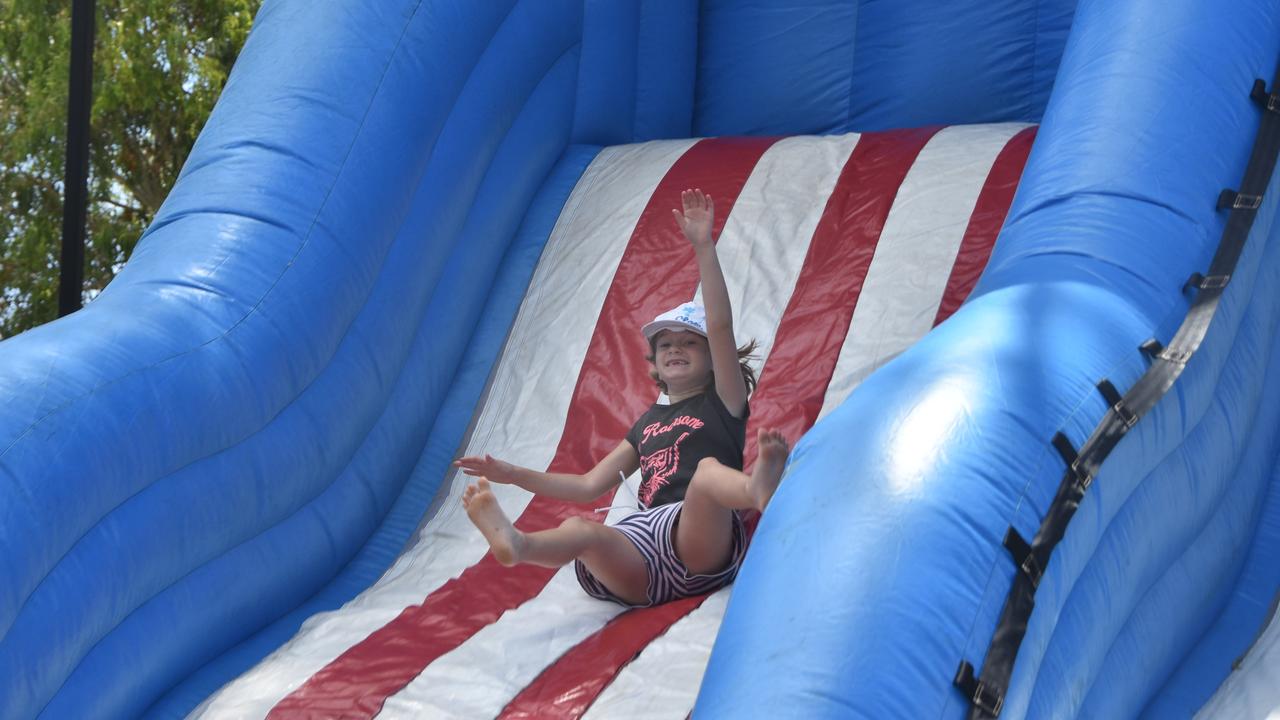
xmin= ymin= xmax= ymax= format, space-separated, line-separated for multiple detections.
xmin=574 ymin=501 xmax=748 ymax=608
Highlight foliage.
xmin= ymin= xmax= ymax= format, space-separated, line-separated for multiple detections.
xmin=0 ymin=0 xmax=261 ymax=338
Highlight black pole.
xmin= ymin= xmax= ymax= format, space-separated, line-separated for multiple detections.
xmin=58 ymin=0 xmax=95 ymax=317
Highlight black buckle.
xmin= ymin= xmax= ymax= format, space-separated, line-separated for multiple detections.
xmin=1218 ymin=189 xmax=1262 ymax=211
xmin=1200 ymin=274 xmax=1230 ymax=290
xmin=954 ymin=661 xmax=1005 ymax=718
xmin=1184 ymin=272 xmax=1230 ymax=294
xmin=972 ymin=680 xmax=1004 ymax=717
xmin=1115 ymin=403 xmax=1139 ymax=428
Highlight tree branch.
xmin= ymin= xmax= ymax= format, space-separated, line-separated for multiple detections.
xmin=95 ymin=196 xmax=143 ymax=214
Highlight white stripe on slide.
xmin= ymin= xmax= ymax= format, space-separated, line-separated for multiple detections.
xmin=696 ymin=134 xmax=862 ymax=362
xmin=817 ymin=123 xmax=1029 ymax=421
xmin=190 ymin=140 xmax=696 ymax=718
xmin=380 ymin=567 xmax=615 ymax=718
xmin=380 ymin=134 xmax=860 ymax=717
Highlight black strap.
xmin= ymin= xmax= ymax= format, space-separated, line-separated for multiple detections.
xmin=1139 ymin=338 xmax=1164 ymax=361
xmin=956 ymin=68 xmax=1280 ymax=720
xmin=1051 ymin=432 xmax=1077 ymax=467
xmin=1050 ymin=432 xmax=1090 ymax=493
xmin=1003 ymin=528 xmax=1043 ymax=589
xmin=1252 ymin=78 xmax=1280 ymax=114
xmin=1097 ymin=379 xmax=1139 ymax=428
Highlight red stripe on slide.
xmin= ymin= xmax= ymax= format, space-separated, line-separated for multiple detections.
xmin=932 ymin=125 xmax=1037 ymax=326
xmin=267 ymin=137 xmax=777 ymax=719
xmin=742 ymin=126 xmax=942 ymax=466
xmin=498 ymin=595 xmax=703 ymax=720
xmin=499 ymin=127 xmax=943 ymax=720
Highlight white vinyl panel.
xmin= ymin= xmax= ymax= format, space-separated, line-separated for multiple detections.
xmin=817 ymin=123 xmax=1029 ymax=421
xmin=1195 ymin=603 xmax=1280 ymax=719
xmin=695 ymin=133 xmax=862 ymax=365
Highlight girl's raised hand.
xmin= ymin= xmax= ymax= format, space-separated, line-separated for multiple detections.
xmin=454 ymin=454 xmax=520 ymax=484
xmin=671 ymin=188 xmax=714 ymax=249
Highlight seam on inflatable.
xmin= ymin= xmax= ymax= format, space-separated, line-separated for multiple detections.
xmin=843 ymin=3 xmax=860 ymax=130
xmin=1007 ymin=189 xmax=1214 ymax=255
xmin=629 ymin=0 xmax=642 ymax=141
xmin=1025 ymin=0 xmax=1042 ymax=120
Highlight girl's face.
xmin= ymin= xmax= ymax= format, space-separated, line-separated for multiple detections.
xmin=652 ymin=330 xmax=711 ymax=392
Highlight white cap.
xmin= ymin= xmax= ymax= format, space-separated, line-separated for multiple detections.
xmin=641 ymin=302 xmax=708 ymax=341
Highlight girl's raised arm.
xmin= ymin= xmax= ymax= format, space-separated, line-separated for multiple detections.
xmin=671 ymin=189 xmax=748 ymax=417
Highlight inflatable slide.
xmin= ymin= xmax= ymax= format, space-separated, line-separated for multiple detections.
xmin=1 ymin=1 xmax=1278 ymax=718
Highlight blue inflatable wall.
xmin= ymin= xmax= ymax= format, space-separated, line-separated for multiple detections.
xmin=0 ymin=0 xmax=1275 ymax=717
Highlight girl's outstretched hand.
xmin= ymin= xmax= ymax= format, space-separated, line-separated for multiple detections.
xmin=454 ymin=454 xmax=520 ymax=485
xmin=672 ymin=188 xmax=714 ymax=249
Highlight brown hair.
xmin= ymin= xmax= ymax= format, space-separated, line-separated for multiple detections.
xmin=646 ymin=336 xmax=759 ymax=396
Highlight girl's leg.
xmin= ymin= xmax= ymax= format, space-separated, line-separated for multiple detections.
xmin=463 ymin=479 xmax=649 ymax=604
xmin=675 ymin=429 xmax=789 ymax=575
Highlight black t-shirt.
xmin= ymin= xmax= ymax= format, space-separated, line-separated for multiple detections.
xmin=625 ymin=390 xmax=748 ymax=509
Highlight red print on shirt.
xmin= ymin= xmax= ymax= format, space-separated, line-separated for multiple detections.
xmin=641 ymin=415 xmax=704 ymax=444
xmin=639 ymin=431 xmax=690 ymax=506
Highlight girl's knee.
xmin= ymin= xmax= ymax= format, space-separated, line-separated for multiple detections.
xmin=696 ymin=456 xmax=723 ymax=471
xmin=688 ymin=456 xmax=724 ymax=492
xmin=559 ymin=515 xmax=600 ymax=539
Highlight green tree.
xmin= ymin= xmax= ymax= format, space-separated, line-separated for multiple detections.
xmin=0 ymin=0 xmax=261 ymax=338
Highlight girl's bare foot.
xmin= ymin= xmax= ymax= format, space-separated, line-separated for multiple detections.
xmin=462 ymin=479 xmax=524 ymax=566
xmin=751 ymin=428 xmax=789 ymax=511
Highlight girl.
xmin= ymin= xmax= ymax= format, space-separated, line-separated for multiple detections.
xmin=456 ymin=189 xmax=789 ymax=608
